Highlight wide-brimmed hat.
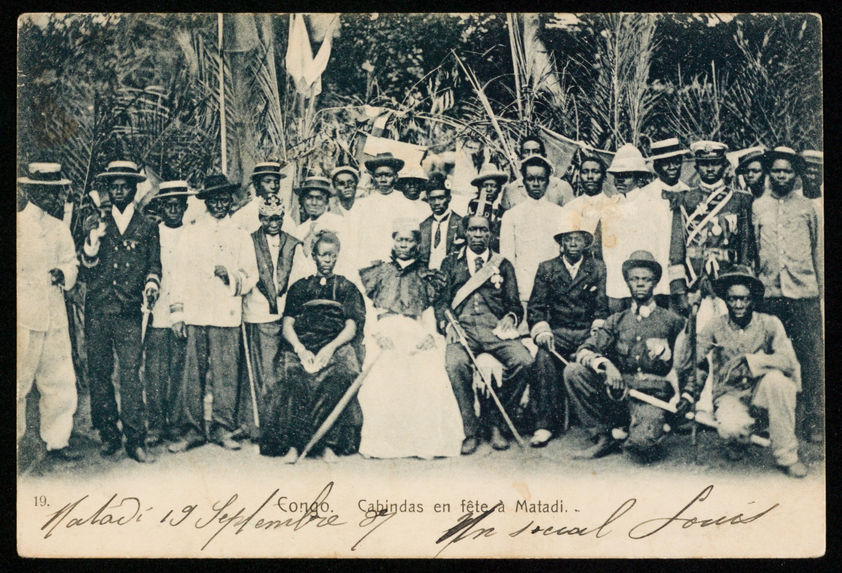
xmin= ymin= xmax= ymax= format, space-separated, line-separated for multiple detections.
xmin=621 ymin=250 xmax=662 ymax=281
xmin=396 ymin=164 xmax=429 ymax=184
xmin=95 ymin=160 xmax=147 ymax=182
xmin=735 ymin=147 xmax=767 ymax=173
xmin=364 ymin=152 xmax=405 ymax=173
xmin=607 ymin=143 xmax=650 ymax=175
xmin=763 ymin=146 xmax=805 ymax=174
xmin=250 ymin=161 xmax=286 ymax=182
xmin=713 ymin=265 xmax=765 ymax=301
xmin=690 ymin=140 xmax=729 ymax=162
xmin=196 ymin=173 xmax=240 ymax=199
xmin=145 ymin=181 xmax=195 ymax=212
xmin=471 ymin=163 xmax=509 ymax=188
xmin=800 ymin=149 xmax=823 ymax=165
xmin=330 ymin=165 xmax=360 ymax=182
xmin=647 ymin=137 xmax=689 ymax=162
xmin=552 ymin=219 xmax=594 ymax=247
xmin=17 ymin=162 xmax=71 ymax=186
xmin=520 ymin=154 xmax=554 ymax=176
xmin=295 ymin=176 xmax=334 ymax=197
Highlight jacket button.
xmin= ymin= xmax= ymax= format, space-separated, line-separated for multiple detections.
xmin=112 ymin=280 xmax=117 ymax=285
xmin=114 ymin=263 xmax=119 ymax=268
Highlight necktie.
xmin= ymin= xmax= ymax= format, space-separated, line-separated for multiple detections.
xmin=433 ymin=219 xmax=442 ymax=248
xmin=474 ymin=256 xmax=484 ymax=273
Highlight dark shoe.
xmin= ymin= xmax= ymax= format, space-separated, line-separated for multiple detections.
xmin=100 ymin=437 xmax=122 ymax=457
xmin=167 ymin=436 xmax=206 ymax=453
xmin=46 ymin=447 xmax=84 ymax=461
xmin=489 ymin=427 xmax=509 ymax=451
xmin=574 ymin=434 xmax=620 ymax=459
xmin=783 ymin=461 xmax=808 ymax=478
xmin=128 ymin=446 xmax=157 ymax=464
xmin=460 ymin=437 xmax=480 ymax=455
xmin=215 ymin=435 xmax=242 ymax=451
xmin=725 ymin=442 xmax=747 ymax=462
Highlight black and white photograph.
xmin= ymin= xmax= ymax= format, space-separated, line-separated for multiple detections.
xmin=16 ymin=12 xmax=824 ymax=558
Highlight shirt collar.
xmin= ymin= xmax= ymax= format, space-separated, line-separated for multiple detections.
xmin=433 ymin=211 xmax=451 ymax=223
xmin=631 ymin=299 xmax=657 ymax=318
xmin=699 ymin=180 xmax=726 ymax=193
xmin=112 ymin=203 xmax=135 ymax=233
xmin=726 ymin=313 xmax=756 ymax=332
xmin=562 ymin=255 xmax=583 ymax=273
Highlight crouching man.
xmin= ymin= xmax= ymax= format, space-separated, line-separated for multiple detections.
xmin=564 ymin=250 xmax=690 ymax=462
xmin=674 ymin=266 xmax=808 ymax=478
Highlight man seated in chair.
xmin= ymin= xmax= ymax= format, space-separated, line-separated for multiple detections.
xmin=564 ymin=251 xmax=690 ymax=462
xmin=527 ymin=221 xmax=608 ymax=448
xmin=437 ymin=215 xmax=534 ymax=455
xmin=673 ymin=266 xmax=808 ymax=478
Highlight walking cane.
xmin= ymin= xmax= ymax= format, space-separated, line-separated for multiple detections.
xmin=295 ymin=350 xmax=384 ymax=463
xmin=444 ymin=309 xmax=526 ymax=448
xmin=240 ymin=322 xmax=260 ymax=430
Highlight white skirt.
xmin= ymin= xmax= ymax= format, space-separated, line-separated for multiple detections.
xmin=358 ymin=314 xmax=465 ymax=459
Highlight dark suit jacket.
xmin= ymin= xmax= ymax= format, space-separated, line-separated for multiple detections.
xmin=435 ymin=250 xmax=522 ymax=334
xmin=419 ymin=210 xmax=464 ymax=265
xmin=527 ymin=255 xmax=609 ymax=332
xmin=252 ymin=228 xmax=302 ymax=315
xmin=80 ymin=209 xmax=161 ymax=316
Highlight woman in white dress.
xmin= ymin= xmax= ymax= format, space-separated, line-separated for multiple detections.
xmin=357 ymin=219 xmax=465 ymax=459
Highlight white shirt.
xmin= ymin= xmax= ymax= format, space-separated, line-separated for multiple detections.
xmin=17 ymin=203 xmax=78 ymax=332
xmin=562 ymin=256 xmax=583 ymax=280
xmin=428 ymin=211 xmax=452 ymax=271
xmin=635 ymin=178 xmax=689 ymax=297
xmin=242 ymin=234 xmax=310 ymax=324
xmin=562 ymin=192 xmax=613 ymax=235
xmin=151 ymin=223 xmax=187 ymax=329
xmin=169 ymin=211 xmax=258 ymax=327
xmin=351 ymin=191 xmax=428 ymax=269
xmin=500 ymin=197 xmax=567 ymax=301
xmin=111 ymin=203 xmax=135 ymax=235
xmin=467 ymin=249 xmax=490 ymax=276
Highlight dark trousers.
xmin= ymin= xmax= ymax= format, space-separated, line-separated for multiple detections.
xmin=237 ymin=320 xmax=283 ymax=438
xmin=762 ymin=297 xmax=824 ymax=435
xmin=531 ymin=326 xmax=589 ymax=432
xmin=179 ymin=325 xmax=241 ymax=441
xmin=445 ymin=323 xmax=533 ymax=439
xmin=144 ymin=327 xmax=187 ymax=440
xmin=564 ymin=363 xmax=671 ymax=454
xmin=86 ymin=310 xmax=145 ymax=449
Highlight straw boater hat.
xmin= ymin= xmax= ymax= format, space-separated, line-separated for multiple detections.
xmin=364 ymin=152 xmax=405 ymax=173
xmin=735 ymin=147 xmax=767 ymax=173
xmin=712 ymin=264 xmax=765 ymax=301
xmin=552 ymin=218 xmax=594 ymax=248
xmin=471 ymin=163 xmax=509 ymax=188
xmin=95 ymin=160 xmax=147 ymax=182
xmin=689 ymin=140 xmax=728 ymax=162
xmin=763 ymin=146 xmax=805 ymax=174
xmin=196 ymin=173 xmax=240 ymax=199
xmin=143 ymin=180 xmax=195 ymax=213
xmin=800 ymin=149 xmax=823 ymax=165
xmin=295 ymin=176 xmax=335 ymax=197
xmin=621 ymin=250 xmax=662 ymax=281
xmin=520 ymin=154 xmax=554 ymax=176
xmin=250 ymin=161 xmax=286 ymax=183
xmin=18 ymin=162 xmax=71 ymax=186
xmin=397 ymin=164 xmax=429 ymax=184
xmin=607 ymin=144 xmax=650 ymax=175
xmin=330 ymin=165 xmax=360 ymax=182
xmin=647 ymin=137 xmax=690 ymax=162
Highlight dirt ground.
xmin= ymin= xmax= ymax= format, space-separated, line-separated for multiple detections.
xmin=17 ymin=386 xmax=825 ymax=482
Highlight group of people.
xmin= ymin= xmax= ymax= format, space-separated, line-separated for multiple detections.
xmin=17 ymin=132 xmax=823 ymax=479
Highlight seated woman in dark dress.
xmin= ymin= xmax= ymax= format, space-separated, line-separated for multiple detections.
xmin=259 ymin=231 xmax=366 ymax=463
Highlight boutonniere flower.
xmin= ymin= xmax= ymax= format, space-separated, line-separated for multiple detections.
xmin=490 ymin=271 xmax=503 ymax=289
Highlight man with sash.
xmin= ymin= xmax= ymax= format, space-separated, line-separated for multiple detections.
xmin=437 ymin=215 xmax=534 ymax=454
xmin=80 ymin=160 xmax=161 ymax=463
xmin=239 ymin=195 xmax=307 ymax=440
xmin=666 ymin=140 xmax=755 ymax=318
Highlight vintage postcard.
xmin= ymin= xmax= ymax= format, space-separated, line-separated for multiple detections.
xmin=17 ymin=12 xmax=825 ymax=558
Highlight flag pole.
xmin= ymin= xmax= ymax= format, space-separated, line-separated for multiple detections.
xmin=218 ymin=13 xmax=228 ymax=175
